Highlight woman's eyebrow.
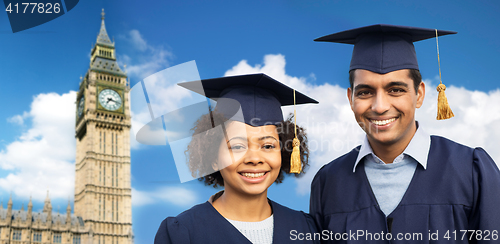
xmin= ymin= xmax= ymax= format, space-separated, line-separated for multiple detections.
xmin=227 ymin=136 xmax=247 ymax=143
xmin=258 ymin=136 xmax=278 ymax=142
xmin=227 ymin=136 xmax=278 ymax=143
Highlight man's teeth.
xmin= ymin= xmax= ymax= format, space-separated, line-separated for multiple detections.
xmin=371 ymin=118 xmax=396 ymax=126
xmin=241 ymin=172 xmax=265 ymax=178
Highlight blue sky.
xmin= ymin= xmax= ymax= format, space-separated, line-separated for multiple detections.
xmin=1 ymin=1 xmax=500 ymax=243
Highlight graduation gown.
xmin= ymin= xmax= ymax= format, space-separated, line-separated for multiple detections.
xmin=155 ymin=199 xmax=319 ymax=243
xmin=310 ymin=136 xmax=500 ymax=243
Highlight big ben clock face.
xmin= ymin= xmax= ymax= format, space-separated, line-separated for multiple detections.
xmin=78 ymin=96 xmax=85 ymax=117
xmin=98 ymin=89 xmax=122 ymax=111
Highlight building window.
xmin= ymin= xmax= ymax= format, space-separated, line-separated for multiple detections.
xmin=111 ymin=132 xmax=114 ymax=155
xmin=115 ymin=165 xmax=118 ymax=187
xmin=104 ymin=165 xmax=106 ymax=186
xmin=103 ymin=132 xmax=106 ymax=153
xmin=33 ymin=231 xmax=42 ymax=242
xmin=99 ymin=195 xmax=102 ymax=220
xmin=53 ymin=233 xmax=62 ymax=243
xmin=116 ymin=200 xmax=119 ymax=221
xmin=73 ymin=234 xmax=81 ymax=244
xmin=12 ymin=229 xmax=22 ymax=241
xmin=115 ymin=134 xmax=118 ymax=155
xmin=112 ymin=198 xmax=114 ymax=220
xmin=111 ymin=166 xmax=114 ymax=187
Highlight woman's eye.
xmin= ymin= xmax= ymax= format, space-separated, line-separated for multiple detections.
xmin=230 ymin=145 xmax=246 ymax=150
xmin=263 ymin=144 xmax=276 ymax=150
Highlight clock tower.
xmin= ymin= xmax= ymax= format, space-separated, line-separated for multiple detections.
xmin=75 ymin=9 xmax=133 ymax=244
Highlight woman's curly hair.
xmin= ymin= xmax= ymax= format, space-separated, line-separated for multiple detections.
xmin=185 ymin=110 xmax=309 ymax=188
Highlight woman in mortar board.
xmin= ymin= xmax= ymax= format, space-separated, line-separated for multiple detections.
xmin=154 ymin=73 xmax=319 ymax=244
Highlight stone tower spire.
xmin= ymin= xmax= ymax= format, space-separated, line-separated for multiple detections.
xmin=28 ymin=196 xmax=33 ymax=212
xmin=27 ymin=196 xmax=33 ymax=225
xmin=7 ymin=194 xmax=13 ymax=224
xmin=96 ymin=8 xmax=113 ymax=47
xmin=66 ymin=200 xmax=72 ymax=226
xmin=43 ymin=190 xmax=52 ymax=213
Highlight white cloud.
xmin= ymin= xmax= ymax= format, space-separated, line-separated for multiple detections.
xmin=0 ymin=92 xmax=77 ymax=202
xmin=7 ymin=112 xmax=28 ymax=125
xmin=129 ymin=30 xmax=148 ymax=51
xmin=224 ymin=54 xmax=500 ymax=195
xmin=132 ymin=187 xmax=197 ymax=207
xmin=119 ymin=29 xmax=174 ymax=81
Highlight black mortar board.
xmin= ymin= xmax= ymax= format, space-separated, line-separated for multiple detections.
xmin=315 ymin=24 xmax=457 ymax=74
xmin=178 ymin=73 xmax=318 ymax=126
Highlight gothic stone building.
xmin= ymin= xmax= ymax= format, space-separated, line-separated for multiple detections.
xmin=0 ymin=10 xmax=132 ymax=244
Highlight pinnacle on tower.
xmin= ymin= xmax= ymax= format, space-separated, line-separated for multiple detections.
xmin=7 ymin=194 xmax=12 ymax=211
xmin=43 ymin=190 xmax=52 ymax=213
xmin=96 ymin=8 xmax=113 ymax=47
xmin=28 ymin=196 xmax=33 ymax=216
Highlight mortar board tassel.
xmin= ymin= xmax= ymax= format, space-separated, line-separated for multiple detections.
xmin=435 ymin=29 xmax=454 ymax=120
xmin=290 ymin=89 xmax=302 ymax=173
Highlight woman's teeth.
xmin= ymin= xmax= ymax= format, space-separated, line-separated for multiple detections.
xmin=371 ymin=118 xmax=396 ymax=126
xmin=240 ymin=172 xmax=265 ymax=178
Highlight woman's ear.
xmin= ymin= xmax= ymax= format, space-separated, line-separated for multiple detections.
xmin=212 ymin=161 xmax=219 ymax=171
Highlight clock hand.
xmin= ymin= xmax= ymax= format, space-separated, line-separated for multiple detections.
xmin=106 ymin=97 xmax=116 ymax=104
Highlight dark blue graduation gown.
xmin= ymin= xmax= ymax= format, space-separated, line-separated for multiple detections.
xmin=310 ymin=136 xmax=500 ymax=243
xmin=155 ymin=199 xmax=319 ymax=243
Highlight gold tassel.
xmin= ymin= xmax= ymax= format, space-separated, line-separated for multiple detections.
xmin=436 ymin=84 xmax=454 ymax=120
xmin=290 ymin=138 xmax=301 ymax=173
xmin=435 ymin=29 xmax=454 ymax=120
xmin=290 ymin=89 xmax=302 ymax=173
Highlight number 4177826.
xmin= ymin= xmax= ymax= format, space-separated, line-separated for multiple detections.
xmin=5 ymin=3 xmax=61 ymax=14
xmin=443 ymin=230 xmax=498 ymax=241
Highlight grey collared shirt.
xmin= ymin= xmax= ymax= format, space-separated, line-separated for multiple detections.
xmin=353 ymin=123 xmax=431 ymax=216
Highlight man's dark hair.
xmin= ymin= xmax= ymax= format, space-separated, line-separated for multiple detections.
xmin=349 ymin=69 xmax=422 ymax=94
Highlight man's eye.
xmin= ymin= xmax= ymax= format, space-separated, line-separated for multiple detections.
xmin=389 ymin=88 xmax=406 ymax=93
xmin=356 ymin=90 xmax=371 ymax=96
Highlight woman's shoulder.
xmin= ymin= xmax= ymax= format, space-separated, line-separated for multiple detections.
xmin=269 ymin=199 xmax=306 ymax=216
xmin=269 ymin=199 xmax=319 ymax=242
xmin=171 ymin=201 xmax=214 ymax=224
xmin=269 ymin=199 xmax=316 ymax=228
xmin=154 ymin=202 xmax=215 ymax=244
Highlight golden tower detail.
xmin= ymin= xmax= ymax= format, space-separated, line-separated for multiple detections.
xmin=75 ymin=9 xmax=132 ymax=244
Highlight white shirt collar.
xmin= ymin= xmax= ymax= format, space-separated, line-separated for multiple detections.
xmin=353 ymin=122 xmax=431 ymax=172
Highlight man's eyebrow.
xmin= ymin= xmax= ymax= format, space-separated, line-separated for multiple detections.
xmin=353 ymin=84 xmax=374 ymax=92
xmin=385 ymin=81 xmax=409 ymax=88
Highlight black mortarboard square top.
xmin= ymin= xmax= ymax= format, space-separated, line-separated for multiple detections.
xmin=178 ymin=73 xmax=318 ymax=126
xmin=315 ymin=24 xmax=457 ymax=74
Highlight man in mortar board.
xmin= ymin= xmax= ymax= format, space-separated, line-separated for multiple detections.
xmin=309 ymin=24 xmax=500 ymax=243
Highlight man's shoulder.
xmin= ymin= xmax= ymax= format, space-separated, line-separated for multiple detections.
xmin=316 ymin=146 xmax=361 ymax=175
xmin=429 ymin=135 xmax=476 ymax=159
xmin=430 ymin=135 xmax=472 ymax=150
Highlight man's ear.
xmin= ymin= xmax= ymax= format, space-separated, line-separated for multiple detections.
xmin=416 ymin=81 xmax=425 ymax=108
xmin=347 ymin=87 xmax=354 ymax=109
